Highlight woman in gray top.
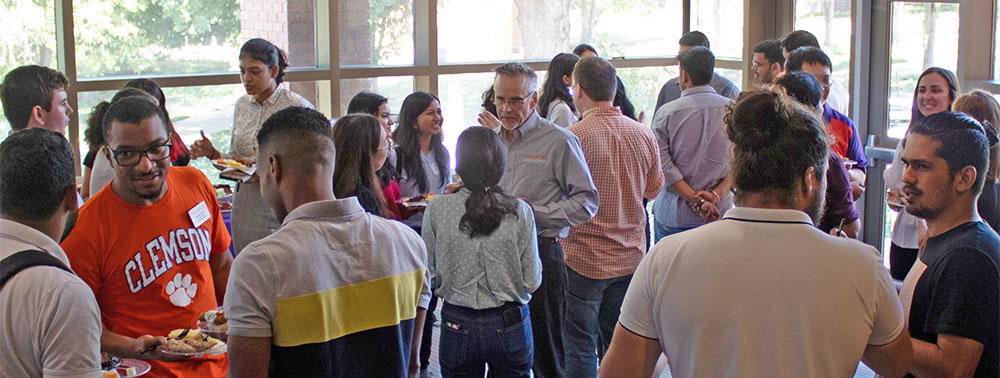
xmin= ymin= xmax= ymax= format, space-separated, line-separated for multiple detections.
xmin=421 ymin=126 xmax=541 ymax=378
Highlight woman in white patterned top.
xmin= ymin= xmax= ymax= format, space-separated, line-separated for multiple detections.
xmin=189 ymin=38 xmax=314 ymax=253
xmin=421 ymin=126 xmax=541 ymax=377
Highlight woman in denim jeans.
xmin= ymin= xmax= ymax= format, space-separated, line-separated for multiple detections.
xmin=421 ymin=126 xmax=542 ymax=377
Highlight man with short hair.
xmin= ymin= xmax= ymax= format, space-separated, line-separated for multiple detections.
xmin=600 ymin=90 xmax=913 ymax=378
xmin=571 ymin=44 xmax=641 ymax=122
xmin=787 ymin=46 xmax=868 ymax=199
xmin=563 ymin=56 xmax=664 ymax=378
xmin=1 ymin=65 xmax=73 ymax=135
xmin=650 ymin=46 xmax=733 ymax=242
xmin=62 ymin=96 xmax=234 ymax=377
xmin=225 ymin=107 xmax=431 ymax=377
xmin=0 ymin=128 xmax=101 ymax=378
xmin=781 ymin=30 xmax=850 ymax=114
xmin=751 ymin=39 xmax=785 ymax=85
xmin=898 ymin=112 xmax=999 ymax=378
xmin=655 ymin=31 xmax=740 ymax=111
xmin=491 ymin=62 xmax=599 ymax=378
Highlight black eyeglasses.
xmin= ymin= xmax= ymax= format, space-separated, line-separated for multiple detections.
xmin=111 ymin=143 xmax=172 ymax=166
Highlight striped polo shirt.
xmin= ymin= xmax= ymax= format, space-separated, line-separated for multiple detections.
xmin=224 ymin=197 xmax=431 ymax=377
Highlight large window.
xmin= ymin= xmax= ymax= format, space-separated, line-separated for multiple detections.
xmin=340 ymin=0 xmax=413 ymax=66
xmin=436 ymin=0 xmax=682 ymax=63
xmin=795 ymin=0 xmax=853 ymax=110
xmin=887 ymin=2 xmax=959 ymax=139
xmin=693 ymin=0 xmax=744 ymax=59
xmin=0 ymin=1 xmax=58 ymax=137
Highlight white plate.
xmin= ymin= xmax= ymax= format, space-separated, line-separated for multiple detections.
xmin=402 ymin=201 xmax=427 ymax=208
xmin=116 ymin=358 xmax=151 ymax=377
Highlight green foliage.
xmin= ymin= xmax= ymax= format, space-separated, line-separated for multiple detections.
xmin=118 ymin=0 xmax=239 ymax=49
xmin=369 ymin=0 xmax=411 ymax=64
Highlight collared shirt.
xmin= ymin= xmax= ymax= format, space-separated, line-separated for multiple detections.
xmin=225 ymin=198 xmax=431 ymax=377
xmin=496 ymin=111 xmax=599 ymax=238
xmin=620 ymin=207 xmax=904 ymax=378
xmin=395 ymin=147 xmax=451 ymax=228
xmin=228 ymin=86 xmax=314 ymax=161
xmin=655 ymin=73 xmax=740 ymax=112
xmin=422 ymin=189 xmax=541 ymax=309
xmin=562 ymin=107 xmax=664 ymax=279
xmin=651 ymin=86 xmax=733 ymax=228
xmin=822 ymin=104 xmax=869 ymax=172
xmin=1 ymin=220 xmax=101 ymax=378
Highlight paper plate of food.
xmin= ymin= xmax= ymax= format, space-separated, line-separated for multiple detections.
xmin=196 ymin=308 xmax=228 ymax=341
xmin=158 ymin=328 xmax=226 ymax=357
xmin=401 ymin=193 xmax=436 ymax=207
xmin=212 ymin=158 xmax=253 ymax=171
xmin=101 ymin=354 xmax=151 ymax=378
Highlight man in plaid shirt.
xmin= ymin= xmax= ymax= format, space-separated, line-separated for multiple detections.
xmin=562 ymin=56 xmax=665 ymax=378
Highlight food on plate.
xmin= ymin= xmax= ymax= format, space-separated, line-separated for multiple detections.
xmin=165 ymin=328 xmax=221 ymax=353
xmin=215 ymin=158 xmax=253 ymax=170
xmin=124 ymin=366 xmax=137 ymax=377
xmin=198 ymin=308 xmax=228 ymax=333
xmin=102 ymin=371 xmax=120 ymax=378
xmin=101 ymin=353 xmax=121 ymax=371
xmin=219 ymin=201 xmax=232 ymax=210
xmin=403 ymin=193 xmax=436 ymax=203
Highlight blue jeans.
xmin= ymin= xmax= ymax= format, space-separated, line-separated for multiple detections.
xmin=439 ymin=302 xmax=533 ymax=378
xmin=565 ymin=266 xmax=632 ymax=378
xmin=653 ymin=222 xmax=695 ymax=244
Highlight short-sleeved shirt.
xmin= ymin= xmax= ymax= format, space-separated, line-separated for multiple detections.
xmin=224 ymin=198 xmax=431 ymax=377
xmin=900 ymin=221 xmax=1000 ymax=378
xmin=1 ymin=220 xmax=102 ymax=378
xmin=228 ymin=86 xmax=314 ymax=162
xmin=62 ymin=167 xmax=232 ymax=378
xmin=620 ymin=207 xmax=904 ymax=378
xmin=422 ymin=189 xmax=541 ymax=309
xmin=822 ymin=104 xmax=869 ymax=172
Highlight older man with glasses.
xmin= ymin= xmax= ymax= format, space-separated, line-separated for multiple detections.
xmin=61 ymin=96 xmax=234 ymax=378
xmin=480 ymin=62 xmax=599 ymax=378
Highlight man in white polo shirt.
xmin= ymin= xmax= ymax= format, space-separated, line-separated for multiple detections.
xmin=600 ymin=91 xmax=912 ymax=378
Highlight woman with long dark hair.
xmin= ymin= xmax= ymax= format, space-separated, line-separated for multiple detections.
xmin=537 ymin=53 xmax=579 ymax=127
xmin=123 ymin=78 xmax=191 ymax=166
xmin=953 ymin=90 xmax=1000 ymax=233
xmin=883 ymin=67 xmax=960 ymax=280
xmin=392 ymin=91 xmax=451 ymax=230
xmin=421 ymin=126 xmax=541 ymax=377
xmin=188 ymin=38 xmax=314 ymax=253
xmin=347 ymin=92 xmax=406 ymax=219
xmin=332 ymin=114 xmax=392 ymax=217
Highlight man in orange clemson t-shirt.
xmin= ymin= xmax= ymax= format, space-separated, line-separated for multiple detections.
xmin=62 ymin=97 xmax=232 ymax=378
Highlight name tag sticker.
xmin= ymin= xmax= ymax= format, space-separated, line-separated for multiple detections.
xmin=188 ymin=201 xmax=211 ymax=228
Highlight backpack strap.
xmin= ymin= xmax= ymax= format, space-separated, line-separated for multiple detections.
xmin=0 ymin=250 xmax=72 ymax=290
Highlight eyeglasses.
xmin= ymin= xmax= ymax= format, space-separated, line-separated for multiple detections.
xmin=110 ymin=143 xmax=172 ymax=166
xmin=493 ymin=91 xmax=535 ymax=106
xmin=751 ymin=60 xmax=768 ymax=69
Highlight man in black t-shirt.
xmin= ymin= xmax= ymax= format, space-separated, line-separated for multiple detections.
xmin=899 ymin=111 xmax=1000 ymax=378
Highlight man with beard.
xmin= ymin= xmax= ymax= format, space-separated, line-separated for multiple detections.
xmin=898 ymin=112 xmax=999 ymax=378
xmin=62 ymin=97 xmax=233 ymax=377
xmin=599 ymin=91 xmax=912 ymax=378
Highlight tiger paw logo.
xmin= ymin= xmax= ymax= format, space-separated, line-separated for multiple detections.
xmin=165 ymin=273 xmax=198 ymax=307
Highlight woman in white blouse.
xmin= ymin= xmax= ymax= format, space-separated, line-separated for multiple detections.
xmin=883 ymin=67 xmax=958 ymax=280
xmin=189 ymin=38 xmax=314 ymax=253
xmin=392 ymin=91 xmax=451 ymax=231
xmin=537 ymin=53 xmax=579 ymax=128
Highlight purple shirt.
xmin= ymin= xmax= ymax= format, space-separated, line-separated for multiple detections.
xmin=818 ymin=153 xmax=859 ymax=233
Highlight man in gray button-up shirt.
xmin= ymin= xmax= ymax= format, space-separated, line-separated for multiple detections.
xmin=652 ymin=47 xmax=733 ymax=243
xmin=655 ymin=31 xmax=740 ymax=112
xmin=488 ymin=62 xmax=598 ymax=378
